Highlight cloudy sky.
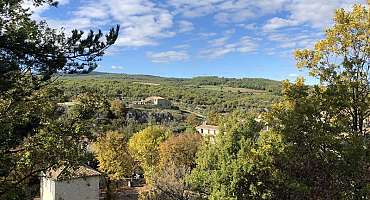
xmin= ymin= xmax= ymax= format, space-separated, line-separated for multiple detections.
xmin=29 ymin=0 xmax=366 ymax=80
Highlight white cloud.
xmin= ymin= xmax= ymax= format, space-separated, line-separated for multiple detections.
xmin=286 ymin=0 xmax=360 ymax=28
xmin=238 ymin=23 xmax=258 ymax=30
xmin=174 ymin=44 xmax=191 ymax=49
xmin=264 ymin=30 xmax=323 ymax=57
xmin=214 ymin=10 xmax=255 ymax=23
xmin=288 ymin=73 xmax=299 ymax=77
xmin=169 ymin=0 xmax=365 ymax=28
xmin=111 ymin=65 xmax=124 ymax=70
xmin=27 ymin=0 xmax=176 ymax=48
xmin=178 ymin=20 xmax=194 ymax=33
xmin=200 ymin=36 xmax=257 ymax=58
xmin=47 ymin=18 xmax=109 ymax=33
xmin=208 ymin=37 xmax=229 ymax=47
xmin=262 ymin=17 xmax=299 ymax=32
xmin=237 ymin=36 xmax=258 ymax=53
xmin=106 ymin=0 xmax=175 ymax=47
xmin=73 ymin=2 xmax=109 ymax=19
xmin=262 ymin=0 xmax=366 ymax=32
xmin=25 ymin=0 xmax=366 ymax=58
xmin=147 ymin=51 xmax=189 ymax=63
xmin=168 ymin=0 xmax=289 ymax=23
xmin=199 ymin=32 xmax=217 ymax=38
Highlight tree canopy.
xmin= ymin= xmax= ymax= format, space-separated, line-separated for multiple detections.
xmin=92 ymin=131 xmax=134 ymax=180
xmin=0 ymin=0 xmax=118 ymax=198
xmin=187 ymin=4 xmax=370 ymax=199
xmin=128 ymin=126 xmax=171 ymax=184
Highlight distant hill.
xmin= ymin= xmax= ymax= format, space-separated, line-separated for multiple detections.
xmin=183 ymin=76 xmax=281 ymax=92
xmin=60 ymin=72 xmax=282 ymax=115
xmin=62 ymin=72 xmax=282 ymax=93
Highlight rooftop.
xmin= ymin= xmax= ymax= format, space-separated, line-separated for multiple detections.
xmin=196 ymin=124 xmax=219 ymax=130
xmin=145 ymin=96 xmax=165 ymax=100
xmin=44 ymin=165 xmax=101 ymax=181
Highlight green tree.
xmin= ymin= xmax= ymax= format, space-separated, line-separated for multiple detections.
xmin=189 ymin=5 xmax=370 ymax=199
xmin=206 ymin=110 xmax=220 ymax=125
xmin=0 ymin=0 xmax=118 ymax=198
xmin=110 ymin=99 xmax=126 ymax=118
xmin=159 ymin=132 xmax=203 ymax=170
xmin=264 ymin=4 xmax=370 ymax=198
xmin=92 ymin=131 xmax=133 ymax=200
xmin=92 ymin=131 xmax=133 ymax=180
xmin=187 ymin=112 xmax=285 ymax=199
xmin=295 ymin=4 xmax=369 ymax=135
xmin=128 ymin=126 xmax=170 ymax=184
xmin=186 ymin=114 xmax=200 ymax=127
xmin=141 ymin=133 xmax=203 ymax=200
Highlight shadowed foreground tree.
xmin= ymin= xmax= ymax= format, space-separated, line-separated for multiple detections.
xmin=0 ymin=0 xmax=119 ymax=198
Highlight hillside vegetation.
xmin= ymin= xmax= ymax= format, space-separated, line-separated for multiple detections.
xmin=59 ymin=73 xmax=282 ymax=115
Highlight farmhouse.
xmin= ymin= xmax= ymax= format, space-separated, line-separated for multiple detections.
xmin=40 ymin=165 xmax=101 ymax=200
xmin=196 ymin=122 xmax=219 ymax=137
xmin=135 ymin=96 xmax=171 ymax=108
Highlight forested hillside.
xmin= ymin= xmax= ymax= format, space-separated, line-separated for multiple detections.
xmin=59 ymin=74 xmax=282 ymax=115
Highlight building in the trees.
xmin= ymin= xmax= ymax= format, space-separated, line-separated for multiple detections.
xmin=196 ymin=122 xmax=219 ymax=137
xmin=40 ymin=165 xmax=101 ymax=200
xmin=134 ymin=96 xmax=171 ymax=108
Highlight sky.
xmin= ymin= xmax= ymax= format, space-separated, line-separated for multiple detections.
xmin=26 ymin=0 xmax=367 ymax=81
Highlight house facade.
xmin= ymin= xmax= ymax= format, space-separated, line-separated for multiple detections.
xmin=134 ymin=96 xmax=171 ymax=108
xmin=196 ymin=122 xmax=219 ymax=137
xmin=41 ymin=165 xmax=101 ymax=200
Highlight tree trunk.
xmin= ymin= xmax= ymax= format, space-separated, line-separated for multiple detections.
xmin=106 ymin=177 xmax=112 ymax=200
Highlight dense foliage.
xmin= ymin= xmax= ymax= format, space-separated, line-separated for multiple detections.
xmin=59 ymin=74 xmax=281 ymax=115
xmin=187 ymin=4 xmax=370 ymax=199
xmin=92 ymin=131 xmax=134 ymax=180
xmin=0 ymin=0 xmax=118 ymax=198
xmin=140 ymin=133 xmax=203 ymax=200
xmin=186 ymin=112 xmax=285 ymax=199
xmin=128 ymin=126 xmax=171 ymax=184
xmin=1 ymin=1 xmax=368 ymax=199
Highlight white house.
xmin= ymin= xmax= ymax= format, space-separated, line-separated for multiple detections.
xmin=134 ymin=96 xmax=171 ymax=108
xmin=41 ymin=165 xmax=101 ymax=200
xmin=196 ymin=122 xmax=219 ymax=137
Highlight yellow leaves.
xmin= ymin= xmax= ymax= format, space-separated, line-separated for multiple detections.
xmin=128 ymin=126 xmax=170 ymax=182
xmin=158 ymin=132 xmax=202 ymax=170
xmin=294 ymin=49 xmax=320 ymax=69
xmin=295 ymin=77 xmax=305 ymax=87
xmin=92 ymin=131 xmax=133 ymax=180
xmin=295 ymin=4 xmax=369 ymax=84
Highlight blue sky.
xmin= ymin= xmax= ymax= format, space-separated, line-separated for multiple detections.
xmin=26 ymin=0 xmax=366 ymax=81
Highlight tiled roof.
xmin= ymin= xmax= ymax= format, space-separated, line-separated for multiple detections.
xmin=45 ymin=165 xmax=101 ymax=181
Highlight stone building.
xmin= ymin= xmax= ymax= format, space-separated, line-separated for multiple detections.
xmin=134 ymin=96 xmax=171 ymax=108
xmin=40 ymin=165 xmax=101 ymax=200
